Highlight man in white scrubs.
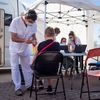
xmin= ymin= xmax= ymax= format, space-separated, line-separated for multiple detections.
xmin=9 ymin=10 xmax=37 ymax=96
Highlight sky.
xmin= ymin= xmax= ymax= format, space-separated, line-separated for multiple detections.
xmin=91 ymin=0 xmax=100 ymax=6
xmin=20 ymin=0 xmax=35 ymax=6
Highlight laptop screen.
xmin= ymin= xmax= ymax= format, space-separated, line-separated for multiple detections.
xmin=60 ymin=45 xmax=69 ymax=53
xmin=60 ymin=44 xmax=87 ymax=53
xmin=75 ymin=45 xmax=87 ymax=53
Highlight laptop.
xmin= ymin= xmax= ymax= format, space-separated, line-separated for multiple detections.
xmin=60 ymin=45 xmax=69 ymax=53
xmin=75 ymin=45 xmax=87 ymax=53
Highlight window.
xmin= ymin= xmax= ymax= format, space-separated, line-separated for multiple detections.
xmin=4 ymin=13 xmax=12 ymax=26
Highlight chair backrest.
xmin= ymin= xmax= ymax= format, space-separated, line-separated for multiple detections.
xmin=85 ymin=48 xmax=100 ymax=65
xmin=34 ymin=51 xmax=63 ymax=76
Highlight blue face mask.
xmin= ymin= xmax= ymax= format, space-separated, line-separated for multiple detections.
xmin=69 ymin=37 xmax=74 ymax=41
xmin=26 ymin=22 xmax=33 ymax=26
xmin=61 ymin=42 xmax=66 ymax=45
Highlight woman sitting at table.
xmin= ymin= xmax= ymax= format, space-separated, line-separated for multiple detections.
xmin=60 ymin=37 xmax=74 ymax=76
xmin=60 ymin=37 xmax=67 ymax=45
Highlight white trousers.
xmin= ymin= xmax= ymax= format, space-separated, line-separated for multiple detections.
xmin=10 ymin=52 xmax=33 ymax=91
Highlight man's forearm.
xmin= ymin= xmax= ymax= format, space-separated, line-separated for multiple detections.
xmin=11 ymin=32 xmax=25 ymax=43
xmin=11 ymin=32 xmax=37 ymax=44
xmin=12 ymin=36 xmax=25 ymax=43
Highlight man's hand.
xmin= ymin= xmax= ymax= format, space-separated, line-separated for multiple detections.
xmin=24 ymin=38 xmax=37 ymax=46
xmin=32 ymin=39 xmax=37 ymax=46
xmin=31 ymin=34 xmax=37 ymax=46
xmin=24 ymin=38 xmax=33 ymax=44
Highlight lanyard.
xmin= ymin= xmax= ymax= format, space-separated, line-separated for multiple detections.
xmin=21 ymin=17 xmax=27 ymax=27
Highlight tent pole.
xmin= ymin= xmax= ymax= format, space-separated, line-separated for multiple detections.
xmin=17 ymin=0 xmax=19 ymax=16
xmin=44 ymin=1 xmax=48 ymax=32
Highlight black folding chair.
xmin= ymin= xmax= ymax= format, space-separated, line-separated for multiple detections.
xmin=30 ymin=51 xmax=66 ymax=100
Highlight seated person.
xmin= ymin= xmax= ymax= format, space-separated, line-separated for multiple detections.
xmin=60 ymin=37 xmax=74 ymax=76
xmin=36 ymin=27 xmax=60 ymax=93
xmin=60 ymin=37 xmax=67 ymax=45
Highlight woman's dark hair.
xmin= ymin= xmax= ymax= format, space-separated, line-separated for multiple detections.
xmin=60 ymin=37 xmax=66 ymax=43
xmin=69 ymin=31 xmax=75 ymax=36
xmin=25 ymin=9 xmax=37 ymax=21
xmin=54 ymin=27 xmax=60 ymax=34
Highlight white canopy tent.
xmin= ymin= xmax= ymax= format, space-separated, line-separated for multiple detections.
xmin=0 ymin=0 xmax=99 ymax=67
xmin=27 ymin=0 xmax=100 ymax=11
xmin=48 ymin=0 xmax=100 ymax=11
xmin=20 ymin=0 xmax=100 ymax=26
xmin=20 ymin=0 xmax=100 ymax=49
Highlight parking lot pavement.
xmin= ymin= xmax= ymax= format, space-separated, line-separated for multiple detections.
xmin=0 ymin=73 xmax=11 ymax=83
xmin=0 ymin=73 xmax=100 ymax=100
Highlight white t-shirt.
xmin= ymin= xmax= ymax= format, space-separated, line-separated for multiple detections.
xmin=9 ymin=17 xmax=37 ymax=55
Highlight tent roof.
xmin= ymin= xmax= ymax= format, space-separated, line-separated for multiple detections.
xmin=20 ymin=0 xmax=100 ymax=26
xmin=47 ymin=0 xmax=100 ymax=11
xmin=27 ymin=0 xmax=100 ymax=11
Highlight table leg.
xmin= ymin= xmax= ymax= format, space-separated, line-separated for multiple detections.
xmin=80 ymin=56 xmax=83 ymax=71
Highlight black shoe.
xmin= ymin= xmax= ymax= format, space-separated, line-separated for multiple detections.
xmin=47 ymin=85 xmax=53 ymax=94
xmin=15 ymin=89 xmax=23 ymax=96
xmin=38 ymin=80 xmax=44 ymax=90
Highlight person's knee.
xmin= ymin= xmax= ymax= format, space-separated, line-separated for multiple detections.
xmin=11 ymin=64 xmax=19 ymax=70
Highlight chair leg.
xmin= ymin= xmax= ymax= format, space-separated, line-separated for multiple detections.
xmin=61 ymin=74 xmax=66 ymax=100
xmin=54 ymin=78 xmax=59 ymax=94
xmin=69 ymin=66 xmax=74 ymax=90
xmin=80 ymin=72 xmax=85 ymax=98
xmin=86 ymin=73 xmax=91 ymax=100
xmin=35 ymin=77 xmax=38 ymax=100
xmin=30 ymin=74 xmax=34 ymax=97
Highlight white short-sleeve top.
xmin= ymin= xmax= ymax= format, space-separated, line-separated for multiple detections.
xmin=9 ymin=17 xmax=37 ymax=55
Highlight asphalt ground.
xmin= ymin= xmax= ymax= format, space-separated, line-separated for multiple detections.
xmin=0 ymin=72 xmax=100 ymax=100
